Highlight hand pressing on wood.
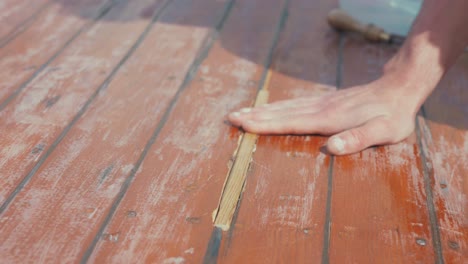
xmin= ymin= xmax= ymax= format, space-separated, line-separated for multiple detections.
xmin=228 ymin=77 xmax=419 ymax=155
xmin=229 ymin=0 xmax=468 ymax=155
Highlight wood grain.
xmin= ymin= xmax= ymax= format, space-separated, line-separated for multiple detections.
xmin=0 ymin=0 xmax=169 ymax=211
xmin=0 ymin=0 xmax=51 ymax=42
xmin=86 ymin=0 xmax=287 ymax=262
xmin=218 ymin=0 xmax=339 ymax=262
xmin=0 ymin=0 xmax=181 ymax=262
xmin=328 ymin=38 xmax=436 ymax=263
xmin=418 ymin=53 xmax=468 ymax=263
xmin=0 ymin=0 xmax=111 ymax=108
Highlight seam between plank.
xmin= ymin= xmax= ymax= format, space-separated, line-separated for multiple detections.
xmin=321 ymin=32 xmax=344 ymax=264
xmin=415 ymin=107 xmax=445 ymax=264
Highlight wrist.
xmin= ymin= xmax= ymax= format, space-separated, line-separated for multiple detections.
xmin=379 ymin=38 xmax=446 ymax=114
xmin=375 ymin=68 xmax=437 ymax=116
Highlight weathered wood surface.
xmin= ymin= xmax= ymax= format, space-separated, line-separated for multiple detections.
xmin=0 ymin=0 xmax=172 ymax=261
xmin=0 ymin=0 xmax=111 ymax=108
xmin=0 ymin=0 xmax=168 ymax=208
xmin=419 ymin=53 xmax=468 ymax=262
xmin=89 ymin=0 xmax=287 ymax=262
xmin=0 ymin=0 xmax=466 ymax=263
xmin=0 ymin=0 xmax=51 ymax=43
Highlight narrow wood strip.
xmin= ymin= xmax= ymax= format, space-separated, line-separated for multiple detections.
xmin=213 ymin=74 xmax=270 ymax=231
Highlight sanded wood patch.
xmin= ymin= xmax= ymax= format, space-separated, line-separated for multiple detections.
xmin=213 ymin=70 xmax=272 ymax=230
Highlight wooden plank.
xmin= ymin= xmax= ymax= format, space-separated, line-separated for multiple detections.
xmin=0 ymin=0 xmax=111 ymax=108
xmin=0 ymin=0 xmax=51 ymax=42
xmin=86 ymin=0 xmax=287 ymax=262
xmin=217 ymin=0 xmax=338 ymax=262
xmin=328 ymin=38 xmax=436 ymax=263
xmin=418 ymin=53 xmax=468 ymax=262
xmin=0 ymin=0 xmax=232 ymax=262
xmin=0 ymin=0 xmax=169 ymax=209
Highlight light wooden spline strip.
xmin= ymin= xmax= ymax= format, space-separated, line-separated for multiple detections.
xmin=213 ymin=70 xmax=272 ymax=230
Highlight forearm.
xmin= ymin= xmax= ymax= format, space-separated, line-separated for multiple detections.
xmin=382 ymin=0 xmax=468 ymax=110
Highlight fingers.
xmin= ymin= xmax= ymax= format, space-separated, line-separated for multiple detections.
xmin=236 ymin=112 xmax=341 ymax=135
xmin=228 ymin=98 xmax=326 ymax=126
xmin=228 ymin=97 xmax=366 ymax=135
xmin=326 ymin=117 xmax=395 ymax=155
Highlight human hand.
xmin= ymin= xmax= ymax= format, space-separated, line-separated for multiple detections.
xmin=228 ymin=78 xmax=419 ymax=155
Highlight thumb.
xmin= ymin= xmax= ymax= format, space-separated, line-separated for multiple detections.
xmin=327 ymin=117 xmax=395 ymax=155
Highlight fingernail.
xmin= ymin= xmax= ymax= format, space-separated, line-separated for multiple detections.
xmin=240 ymin=108 xmax=251 ymax=113
xmin=231 ymin=112 xmax=240 ymax=117
xmin=330 ymin=137 xmax=345 ymax=153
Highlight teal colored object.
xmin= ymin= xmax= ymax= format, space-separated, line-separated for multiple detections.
xmin=340 ymin=0 xmax=422 ymax=36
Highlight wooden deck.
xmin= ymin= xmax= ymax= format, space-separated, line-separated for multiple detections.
xmin=0 ymin=0 xmax=467 ymax=263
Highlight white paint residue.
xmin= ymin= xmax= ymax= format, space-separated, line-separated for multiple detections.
xmin=410 ymin=163 xmax=425 ymax=204
xmin=13 ymin=55 xmax=110 ymax=121
xmin=87 ymin=208 xmax=98 ymax=219
xmin=163 ymin=79 xmax=250 ymax=154
xmin=40 ymin=136 xmax=90 ymax=189
xmin=200 ymin=65 xmax=210 ymax=74
xmin=254 ymin=170 xmax=267 ymax=197
xmin=386 ymin=142 xmax=411 ymax=167
xmin=0 ymin=143 xmax=28 ymax=169
xmin=200 ymin=76 xmax=223 ymax=95
xmin=121 ymin=164 xmax=134 ymax=174
xmin=286 ymin=151 xmax=311 ymax=158
xmin=379 ymin=229 xmax=399 ymax=246
xmin=218 ymin=59 xmax=257 ymax=85
xmin=427 ymin=131 xmax=468 ymax=230
xmin=184 ymin=248 xmax=195 ymax=254
xmin=260 ymin=208 xmax=270 ymax=225
xmin=298 ymin=167 xmax=308 ymax=177
xmin=315 ymin=152 xmax=326 ymax=176
xmin=162 ymin=257 xmax=185 ymax=264
xmin=300 ymin=182 xmax=316 ymax=227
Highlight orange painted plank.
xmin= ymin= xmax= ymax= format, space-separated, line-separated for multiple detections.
xmin=0 ymin=0 xmax=111 ymax=108
xmin=328 ymin=38 xmax=436 ymax=263
xmin=0 ymin=0 xmax=231 ymax=262
xmin=418 ymin=53 xmax=468 ymax=262
xmin=0 ymin=0 xmax=51 ymax=42
xmin=86 ymin=0 xmax=288 ymax=262
xmin=218 ymin=0 xmax=339 ymax=262
xmin=0 ymin=0 xmax=169 ymax=208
